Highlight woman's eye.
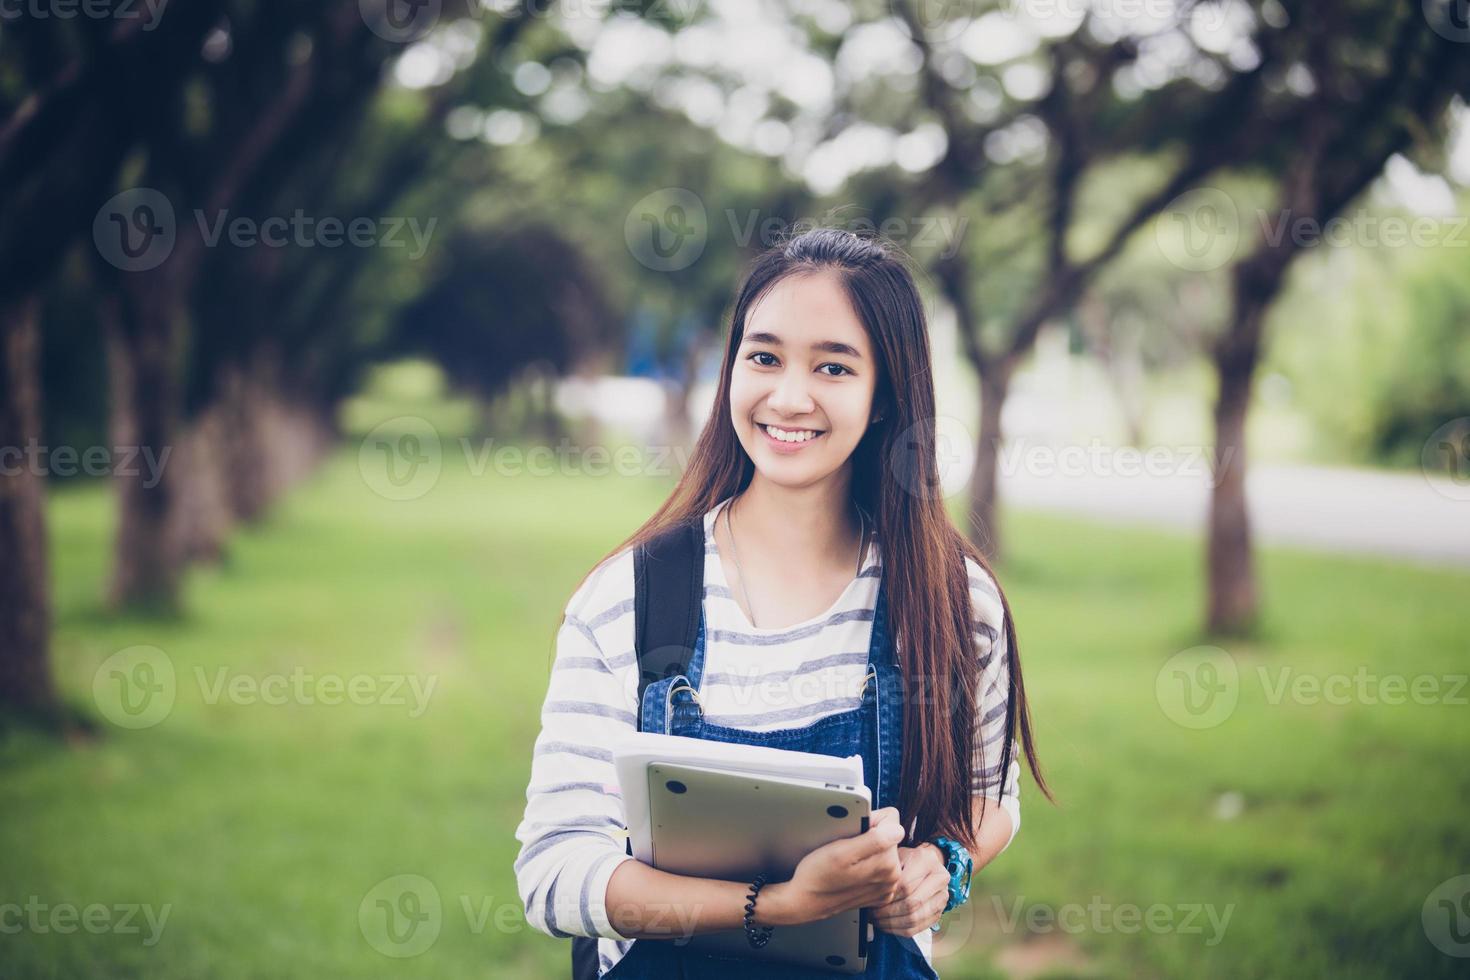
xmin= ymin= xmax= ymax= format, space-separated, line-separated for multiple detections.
xmin=746 ymin=352 xmax=851 ymax=377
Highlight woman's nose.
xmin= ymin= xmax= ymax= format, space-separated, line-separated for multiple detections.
xmin=767 ymin=370 xmax=815 ymax=414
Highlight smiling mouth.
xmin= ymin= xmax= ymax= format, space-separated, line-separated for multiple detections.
xmin=758 ymin=422 xmax=825 ymax=444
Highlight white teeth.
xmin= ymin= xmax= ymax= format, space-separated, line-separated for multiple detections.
xmin=762 ymin=424 xmax=819 ymax=443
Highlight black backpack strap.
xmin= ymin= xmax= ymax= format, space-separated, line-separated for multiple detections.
xmin=631 ymin=518 xmax=706 ymax=729
xmin=570 ymin=517 xmax=704 ymax=980
xmin=570 ymin=933 xmax=599 ymax=980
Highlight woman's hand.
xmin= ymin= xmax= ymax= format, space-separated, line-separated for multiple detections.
xmin=869 ymin=842 xmax=951 ymax=937
xmin=765 ymin=806 xmax=905 ymax=925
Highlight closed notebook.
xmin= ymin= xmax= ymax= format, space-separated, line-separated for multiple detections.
xmin=612 ymin=732 xmax=874 ymax=974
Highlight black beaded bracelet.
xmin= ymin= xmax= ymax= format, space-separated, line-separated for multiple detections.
xmin=743 ymin=872 xmax=775 ymax=948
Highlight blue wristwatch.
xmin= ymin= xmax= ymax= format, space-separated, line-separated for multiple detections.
xmin=926 ymin=836 xmax=973 ymax=932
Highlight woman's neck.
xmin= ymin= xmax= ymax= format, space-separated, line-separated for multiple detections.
xmin=727 ymin=476 xmax=865 ymax=573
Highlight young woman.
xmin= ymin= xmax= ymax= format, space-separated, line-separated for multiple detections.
xmin=514 ymin=228 xmax=1049 ymax=978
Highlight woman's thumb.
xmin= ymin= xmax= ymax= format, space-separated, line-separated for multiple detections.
xmin=869 ymin=806 xmax=900 ymax=828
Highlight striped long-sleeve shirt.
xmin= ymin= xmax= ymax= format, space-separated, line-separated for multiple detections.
xmin=513 ymin=498 xmax=1021 ymax=975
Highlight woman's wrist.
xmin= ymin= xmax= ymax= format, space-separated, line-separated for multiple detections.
xmin=754 ymin=879 xmax=804 ymax=927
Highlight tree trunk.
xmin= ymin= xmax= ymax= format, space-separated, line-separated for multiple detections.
xmin=102 ymin=276 xmax=185 ymax=613
xmin=969 ymin=360 xmax=1013 ymax=561
xmin=0 ymin=293 xmax=59 ymax=724
xmin=219 ymin=360 xmax=276 ymax=524
xmin=172 ymin=402 xmax=235 ymax=565
xmin=1207 ymin=354 xmax=1258 ymax=634
xmin=1206 ymin=257 xmax=1278 ymax=636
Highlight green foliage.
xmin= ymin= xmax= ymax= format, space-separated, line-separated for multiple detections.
xmin=2 ymin=455 xmax=1465 ymax=978
xmin=1265 ymin=215 xmax=1470 ymax=468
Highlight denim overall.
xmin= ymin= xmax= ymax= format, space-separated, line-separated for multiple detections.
xmin=602 ymin=581 xmax=941 ymax=979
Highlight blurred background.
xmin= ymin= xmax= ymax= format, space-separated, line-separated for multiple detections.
xmin=2 ymin=1 xmax=1468 ymax=977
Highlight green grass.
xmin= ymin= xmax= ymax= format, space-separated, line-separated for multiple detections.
xmin=1 ymin=442 xmax=1467 ymax=979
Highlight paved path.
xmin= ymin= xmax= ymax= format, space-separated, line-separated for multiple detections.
xmin=999 ymin=457 xmax=1470 ymax=569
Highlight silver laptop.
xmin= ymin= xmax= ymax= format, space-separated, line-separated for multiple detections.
xmin=645 ymin=760 xmax=874 ymax=974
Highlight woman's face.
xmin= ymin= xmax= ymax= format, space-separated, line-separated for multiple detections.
xmin=729 ymin=269 xmax=880 ymax=488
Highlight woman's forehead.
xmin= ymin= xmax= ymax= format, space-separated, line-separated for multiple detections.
xmin=744 ymin=272 xmax=870 ymax=354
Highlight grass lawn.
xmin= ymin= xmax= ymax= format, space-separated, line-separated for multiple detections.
xmin=1 ymin=442 xmax=1466 ymax=979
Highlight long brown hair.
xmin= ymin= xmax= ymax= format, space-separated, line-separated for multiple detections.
xmin=564 ymin=227 xmax=1051 ymax=851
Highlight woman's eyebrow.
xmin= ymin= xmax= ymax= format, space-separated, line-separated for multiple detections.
xmin=743 ymin=331 xmax=863 ymax=359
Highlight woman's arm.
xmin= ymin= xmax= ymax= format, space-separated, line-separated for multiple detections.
xmin=514 ymin=557 xmax=642 ymax=941
xmin=602 ymin=857 xmax=805 ymax=939
xmin=968 ymin=794 xmax=1015 ymax=873
xmin=606 ymin=805 xmax=907 ymax=939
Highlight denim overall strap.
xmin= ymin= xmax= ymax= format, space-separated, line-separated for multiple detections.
xmin=865 ymin=582 xmax=905 ymax=813
xmin=610 ymin=579 xmax=939 ymax=979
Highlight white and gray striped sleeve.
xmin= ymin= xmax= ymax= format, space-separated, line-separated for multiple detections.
xmin=968 ymin=559 xmax=1021 ymax=850
xmin=513 ymin=558 xmax=639 ymax=941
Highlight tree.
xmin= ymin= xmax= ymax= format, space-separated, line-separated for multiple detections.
xmin=1201 ymin=0 xmax=1470 ymax=633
